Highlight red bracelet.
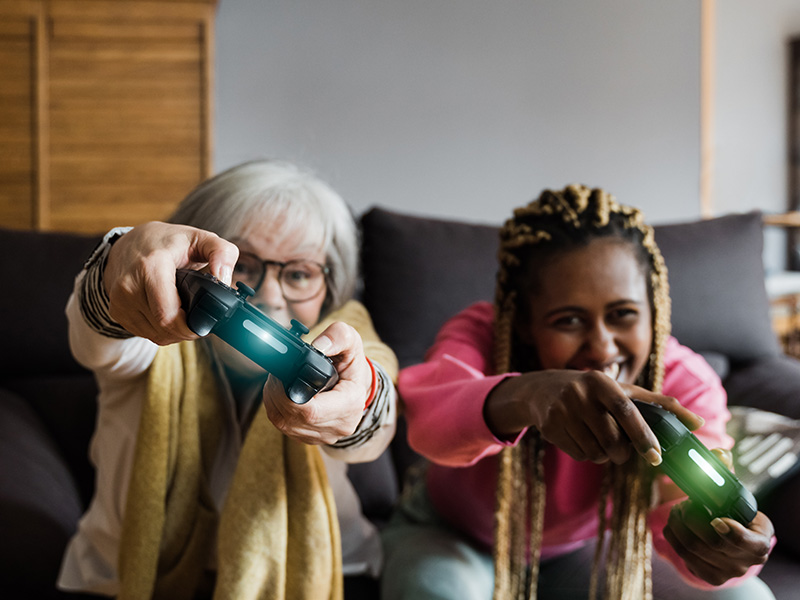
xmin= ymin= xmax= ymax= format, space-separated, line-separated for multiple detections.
xmin=364 ymin=357 xmax=378 ymax=409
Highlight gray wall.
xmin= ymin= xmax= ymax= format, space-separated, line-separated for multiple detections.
xmin=214 ymin=1 xmax=800 ymax=237
xmin=214 ymin=0 xmax=701 ymax=226
xmin=715 ymin=0 xmax=800 ymax=272
xmin=716 ymin=0 xmax=800 ymax=217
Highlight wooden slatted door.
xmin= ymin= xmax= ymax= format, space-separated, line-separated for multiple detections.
xmin=0 ymin=5 xmax=41 ymax=228
xmin=0 ymin=0 xmax=215 ymax=233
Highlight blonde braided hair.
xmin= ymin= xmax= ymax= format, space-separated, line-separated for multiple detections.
xmin=491 ymin=184 xmax=671 ymax=600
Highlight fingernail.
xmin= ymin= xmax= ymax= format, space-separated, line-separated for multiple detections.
xmin=313 ymin=335 xmax=333 ymax=354
xmin=220 ymin=265 xmax=233 ymax=286
xmin=711 ymin=518 xmax=730 ymax=535
xmin=644 ymin=448 xmax=662 ymax=466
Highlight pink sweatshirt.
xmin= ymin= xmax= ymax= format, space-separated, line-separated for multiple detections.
xmin=398 ymin=302 xmax=764 ymax=589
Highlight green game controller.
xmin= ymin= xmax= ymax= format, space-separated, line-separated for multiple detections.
xmin=634 ymin=400 xmax=757 ymax=525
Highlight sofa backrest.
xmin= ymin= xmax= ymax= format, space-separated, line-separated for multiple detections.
xmin=10 ymin=208 xmax=776 ymax=387
xmin=0 ymin=210 xmax=781 ymax=523
xmin=0 ymin=227 xmax=103 ymax=504
xmin=359 ymin=207 xmax=781 ymax=373
xmin=0 ymin=227 xmax=101 ymax=378
xmin=361 ymin=208 xmax=499 ymax=369
xmin=655 ymin=212 xmax=780 ymax=362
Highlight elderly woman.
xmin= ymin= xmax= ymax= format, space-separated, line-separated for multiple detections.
xmin=57 ymin=160 xmax=397 ymax=600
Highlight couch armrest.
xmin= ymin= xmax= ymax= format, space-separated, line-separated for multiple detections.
xmin=761 ymin=473 xmax=800 ymax=560
xmin=724 ymin=355 xmax=800 ymax=420
xmin=724 ymin=355 xmax=800 ymax=559
xmin=0 ymin=389 xmax=84 ymax=598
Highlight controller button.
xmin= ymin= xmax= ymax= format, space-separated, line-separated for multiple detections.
xmin=730 ymin=496 xmax=757 ymax=524
xmin=197 ymin=292 xmax=229 ymax=320
xmin=236 ymin=282 xmax=255 ymax=298
xmin=288 ymin=380 xmax=316 ymax=404
xmin=297 ymin=364 xmax=329 ymax=388
xmin=289 ymin=319 xmax=310 ymax=337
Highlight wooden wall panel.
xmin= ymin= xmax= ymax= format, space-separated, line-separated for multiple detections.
xmin=0 ymin=17 xmax=36 ymax=228
xmin=0 ymin=0 xmax=215 ymax=233
xmin=48 ymin=12 xmax=207 ymax=232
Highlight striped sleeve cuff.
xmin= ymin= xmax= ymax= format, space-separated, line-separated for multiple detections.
xmin=78 ymin=227 xmax=133 ymax=339
xmin=328 ymin=360 xmax=395 ymax=450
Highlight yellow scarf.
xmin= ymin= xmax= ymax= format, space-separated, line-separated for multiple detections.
xmin=117 ymin=300 xmax=395 ymax=599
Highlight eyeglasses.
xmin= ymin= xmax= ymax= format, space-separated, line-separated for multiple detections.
xmin=233 ymin=251 xmax=329 ymax=302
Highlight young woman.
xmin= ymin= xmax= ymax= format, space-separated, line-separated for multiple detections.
xmin=381 ymin=185 xmax=775 ymax=600
xmin=57 ymin=160 xmax=397 ymax=600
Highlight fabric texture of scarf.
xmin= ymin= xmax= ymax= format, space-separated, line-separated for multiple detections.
xmin=117 ymin=300 xmax=393 ymax=600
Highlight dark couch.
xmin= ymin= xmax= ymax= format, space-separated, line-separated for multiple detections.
xmin=1 ymin=207 xmax=799 ymax=599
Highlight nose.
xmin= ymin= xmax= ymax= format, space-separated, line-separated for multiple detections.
xmin=583 ymin=320 xmax=618 ymax=363
xmin=253 ymin=270 xmax=286 ymax=311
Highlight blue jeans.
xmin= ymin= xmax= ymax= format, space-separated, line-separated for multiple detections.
xmin=380 ymin=479 xmax=775 ymax=600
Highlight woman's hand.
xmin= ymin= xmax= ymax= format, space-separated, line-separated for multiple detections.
xmin=104 ymin=221 xmax=239 ymax=345
xmin=662 ymin=446 xmax=773 ymax=585
xmin=664 ymin=500 xmax=773 ymax=585
xmin=262 ymin=321 xmax=374 ymax=445
xmin=483 ymin=369 xmax=704 ymax=466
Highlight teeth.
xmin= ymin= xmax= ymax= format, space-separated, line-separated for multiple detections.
xmin=603 ymin=363 xmax=620 ymax=381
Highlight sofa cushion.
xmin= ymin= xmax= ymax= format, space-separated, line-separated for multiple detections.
xmin=4 ymin=376 xmax=99 ymax=506
xmin=360 ymin=208 xmax=499 ymax=370
xmin=0 ymin=228 xmax=100 ymax=377
xmin=653 ymin=211 xmax=780 ymax=361
xmin=361 ymin=207 xmax=780 ymax=369
xmin=724 ymin=354 xmax=800 ymax=420
xmin=0 ymin=388 xmax=84 ymax=598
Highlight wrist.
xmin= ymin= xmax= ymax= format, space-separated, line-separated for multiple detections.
xmin=483 ymin=374 xmax=527 ymax=440
xmin=78 ymin=227 xmax=133 ymax=339
xmin=364 ymin=356 xmax=377 ymax=409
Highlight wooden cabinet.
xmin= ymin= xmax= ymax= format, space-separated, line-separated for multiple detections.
xmin=0 ymin=0 xmax=216 ymax=233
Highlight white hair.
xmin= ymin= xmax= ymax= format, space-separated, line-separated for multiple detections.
xmin=169 ymin=159 xmax=359 ymax=316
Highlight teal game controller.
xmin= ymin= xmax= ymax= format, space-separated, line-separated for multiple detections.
xmin=176 ymin=268 xmax=338 ymax=404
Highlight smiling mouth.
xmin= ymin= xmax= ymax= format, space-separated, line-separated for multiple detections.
xmin=602 ymin=362 xmax=621 ymax=381
xmin=573 ymin=361 xmax=624 ymax=382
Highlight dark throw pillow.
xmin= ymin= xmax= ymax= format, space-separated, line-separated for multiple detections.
xmin=360 ymin=207 xmax=500 ymax=370
xmin=654 ymin=211 xmax=780 ymax=362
